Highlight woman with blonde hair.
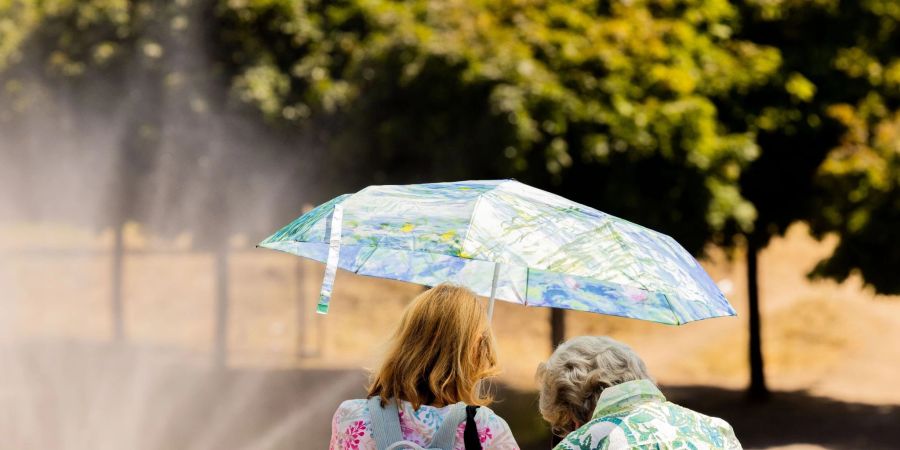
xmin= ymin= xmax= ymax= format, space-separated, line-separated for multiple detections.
xmin=329 ymin=283 xmax=519 ymax=450
xmin=537 ymin=336 xmax=741 ymax=449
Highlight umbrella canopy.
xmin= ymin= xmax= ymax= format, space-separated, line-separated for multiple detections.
xmin=259 ymin=180 xmax=735 ymax=325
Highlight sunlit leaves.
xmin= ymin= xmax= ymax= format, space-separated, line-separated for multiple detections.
xmin=785 ymin=73 xmax=815 ymax=102
xmin=741 ymin=0 xmax=900 ymax=292
xmin=219 ymin=0 xmax=781 ymax=234
xmin=0 ymin=0 xmax=41 ymax=70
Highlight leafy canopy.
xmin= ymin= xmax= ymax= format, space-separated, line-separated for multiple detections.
xmin=220 ymin=0 xmax=783 ymax=250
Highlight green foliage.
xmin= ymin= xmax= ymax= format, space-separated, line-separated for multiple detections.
xmin=218 ymin=0 xmax=783 ymax=250
xmin=812 ymin=99 xmax=900 ymax=292
xmin=732 ymin=0 xmax=900 ymax=293
xmin=0 ymin=0 xmax=286 ymax=245
xmin=0 ymin=0 xmax=38 ymax=71
xmin=0 ymin=0 xmax=187 ymax=119
xmin=811 ymin=0 xmax=900 ymax=293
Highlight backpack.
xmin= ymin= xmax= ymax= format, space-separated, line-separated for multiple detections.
xmin=367 ymin=396 xmax=483 ymax=450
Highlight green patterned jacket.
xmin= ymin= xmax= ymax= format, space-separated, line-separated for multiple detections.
xmin=555 ymin=380 xmax=742 ymax=450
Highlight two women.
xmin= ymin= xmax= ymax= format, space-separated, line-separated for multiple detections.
xmin=329 ymin=284 xmax=740 ymax=449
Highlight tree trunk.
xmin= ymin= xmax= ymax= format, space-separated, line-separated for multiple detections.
xmin=550 ymin=309 xmax=565 ymax=351
xmin=747 ymin=237 xmax=769 ymax=400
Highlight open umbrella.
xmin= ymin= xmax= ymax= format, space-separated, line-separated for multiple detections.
xmin=259 ymin=180 xmax=735 ymax=325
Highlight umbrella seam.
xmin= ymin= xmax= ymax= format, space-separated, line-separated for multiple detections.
xmin=523 ymin=267 xmax=530 ymax=306
xmin=459 ymin=180 xmax=511 ymax=260
xmin=658 ymin=292 xmax=682 ymax=325
xmin=602 ymin=221 xmax=653 ymax=292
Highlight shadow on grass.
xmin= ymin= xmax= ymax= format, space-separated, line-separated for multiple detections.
xmin=4 ymin=340 xmax=899 ymax=450
xmin=494 ymin=384 xmax=900 ymax=450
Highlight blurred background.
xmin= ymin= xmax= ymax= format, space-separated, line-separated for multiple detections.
xmin=1 ymin=0 xmax=899 ymax=449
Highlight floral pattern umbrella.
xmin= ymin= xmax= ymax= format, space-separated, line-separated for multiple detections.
xmin=259 ymin=180 xmax=735 ymax=325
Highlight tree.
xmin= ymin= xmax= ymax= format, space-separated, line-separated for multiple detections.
xmin=0 ymin=0 xmax=316 ymax=364
xmin=1 ymin=0 xmax=170 ymax=341
xmin=804 ymin=0 xmax=900 ymax=294
xmin=724 ymin=0 xmax=900 ymax=399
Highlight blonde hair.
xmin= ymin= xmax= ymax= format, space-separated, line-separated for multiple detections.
xmin=536 ymin=336 xmax=653 ymax=436
xmin=368 ymin=283 xmax=499 ymax=409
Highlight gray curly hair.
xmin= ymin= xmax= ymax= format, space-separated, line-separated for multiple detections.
xmin=536 ymin=336 xmax=653 ymax=436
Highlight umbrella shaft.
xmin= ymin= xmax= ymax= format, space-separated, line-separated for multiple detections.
xmin=487 ymin=262 xmax=501 ymax=322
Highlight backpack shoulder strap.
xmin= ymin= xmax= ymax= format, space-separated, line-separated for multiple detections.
xmin=429 ymin=403 xmax=467 ymax=450
xmin=368 ymin=396 xmax=406 ymax=450
xmin=463 ymin=406 xmax=482 ymax=450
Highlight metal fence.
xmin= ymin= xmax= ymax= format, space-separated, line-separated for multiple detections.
xmin=1 ymin=230 xmax=326 ymax=367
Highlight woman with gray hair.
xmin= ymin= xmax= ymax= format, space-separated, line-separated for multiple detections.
xmin=536 ymin=336 xmax=741 ymax=449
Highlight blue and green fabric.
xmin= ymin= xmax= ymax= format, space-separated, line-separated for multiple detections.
xmin=555 ymin=380 xmax=742 ymax=450
xmin=259 ymin=179 xmax=735 ymax=324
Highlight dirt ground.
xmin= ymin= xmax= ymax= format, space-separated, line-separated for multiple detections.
xmin=1 ymin=222 xmax=899 ymax=449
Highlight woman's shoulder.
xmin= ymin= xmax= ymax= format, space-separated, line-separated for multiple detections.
xmin=331 ymin=399 xmax=376 ymax=450
xmin=555 ymin=419 xmax=619 ymax=450
xmin=472 ymin=405 xmax=508 ymax=424
xmin=333 ymin=398 xmax=370 ymax=422
xmin=338 ymin=398 xmax=369 ymax=409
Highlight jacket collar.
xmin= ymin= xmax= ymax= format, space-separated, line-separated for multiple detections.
xmin=591 ymin=379 xmax=665 ymax=419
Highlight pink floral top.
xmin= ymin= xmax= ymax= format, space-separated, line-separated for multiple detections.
xmin=330 ymin=398 xmax=520 ymax=450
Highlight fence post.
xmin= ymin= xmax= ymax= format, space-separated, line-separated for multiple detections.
xmin=296 ymin=203 xmax=321 ymax=359
xmin=213 ymin=246 xmax=230 ymax=368
xmin=111 ymin=223 xmax=125 ymax=341
xmin=296 ymin=258 xmax=309 ymax=358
